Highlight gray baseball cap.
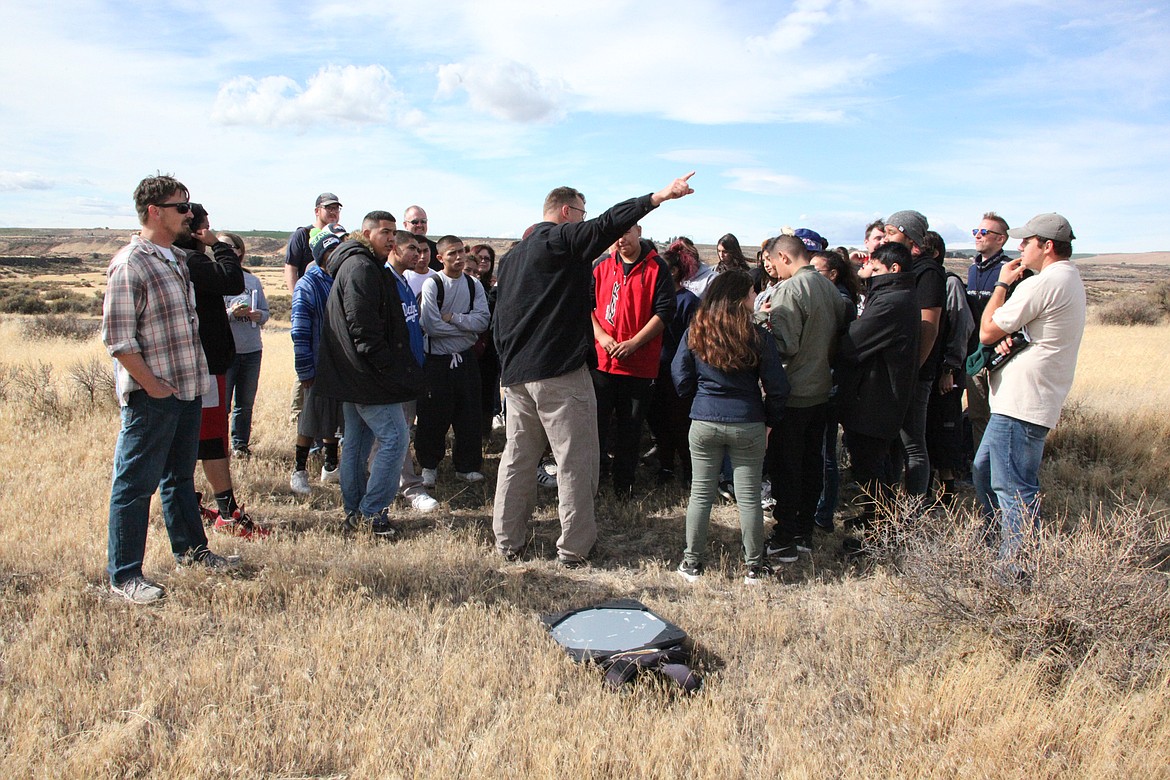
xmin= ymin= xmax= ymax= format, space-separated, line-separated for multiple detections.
xmin=1007 ymin=212 xmax=1076 ymax=242
xmin=885 ymin=210 xmax=929 ymax=248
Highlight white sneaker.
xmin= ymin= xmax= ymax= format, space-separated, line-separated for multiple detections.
xmin=111 ymin=576 xmax=165 ymax=604
xmin=421 ymin=468 xmax=437 ymax=487
xmin=761 ymin=479 xmax=776 ymax=510
xmin=411 ymin=493 xmax=440 ymax=512
xmin=290 ymin=469 xmax=311 ymax=495
xmin=321 ymin=464 xmax=340 ymax=483
xmin=492 ymin=413 xmax=506 ymax=430
xmin=456 ymin=470 xmax=485 ymax=483
xmin=536 ymin=467 xmax=558 ymax=490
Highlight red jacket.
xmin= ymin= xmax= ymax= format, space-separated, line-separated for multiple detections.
xmin=592 ymin=244 xmax=676 ymax=378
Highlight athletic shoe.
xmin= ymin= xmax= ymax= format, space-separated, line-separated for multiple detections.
xmin=743 ymin=563 xmax=775 ymax=585
xmin=175 ymin=549 xmax=242 ymax=572
xmin=456 ymin=470 xmax=485 ymax=483
xmin=717 ymin=480 xmax=736 ymax=503
xmin=321 ymin=464 xmax=340 ymax=483
xmin=421 ymin=468 xmax=438 ymax=488
xmin=814 ymin=516 xmax=835 ymax=533
xmin=410 ymin=493 xmax=440 ymax=512
xmin=111 ymin=576 xmax=165 ymax=604
xmin=540 ymin=457 xmax=559 ymax=476
xmin=492 ymin=413 xmax=506 ymax=430
xmin=793 ymin=536 xmax=812 ymax=553
xmin=195 ymin=492 xmax=220 ymax=525
xmin=369 ymin=515 xmax=399 ymax=539
xmin=676 ymin=560 xmax=703 ymax=583
xmin=557 ymin=555 xmax=590 ymax=570
xmin=231 ymin=445 xmax=252 ymax=460
xmin=761 ymin=480 xmax=776 ymax=511
xmin=499 ymin=547 xmax=523 ymax=562
xmin=214 ymin=507 xmax=270 ymax=540
xmin=765 ymin=537 xmax=800 ymax=563
xmin=536 ymin=466 xmax=558 ymax=490
xmin=290 ymin=470 xmax=311 ymax=495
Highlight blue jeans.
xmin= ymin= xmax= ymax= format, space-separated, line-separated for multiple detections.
xmin=973 ymin=413 xmax=1048 ymax=559
xmin=225 ymin=349 xmax=262 ymax=450
xmin=684 ymin=420 xmax=767 ymax=567
xmin=107 ymin=391 xmax=209 ymax=584
xmin=341 ymin=401 xmax=408 ymax=518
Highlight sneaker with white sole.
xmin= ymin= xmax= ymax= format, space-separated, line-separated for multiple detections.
xmin=421 ymin=468 xmax=437 ymax=488
xmin=536 ymin=467 xmax=558 ymax=489
xmin=743 ymin=563 xmax=775 ymax=585
xmin=456 ymin=470 xmax=485 ymax=483
xmin=492 ymin=413 xmax=506 ymax=430
xmin=175 ymin=549 xmax=242 ymax=572
xmin=410 ymin=493 xmax=440 ymax=512
xmin=111 ymin=576 xmax=166 ymax=604
xmin=321 ymin=464 xmax=340 ymax=483
xmin=676 ymin=560 xmax=703 ymax=583
xmin=290 ymin=469 xmax=312 ymax=495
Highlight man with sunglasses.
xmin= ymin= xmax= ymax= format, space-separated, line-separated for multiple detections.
xmin=403 ymin=205 xmax=441 ymax=271
xmin=285 ymin=193 xmax=343 ymax=293
xmin=965 ymin=212 xmax=1013 ymax=450
xmin=101 ymin=175 xmax=240 ymax=604
xmin=973 ymin=213 xmax=1084 ymax=573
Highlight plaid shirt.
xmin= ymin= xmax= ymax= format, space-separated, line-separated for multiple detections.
xmin=102 ymin=234 xmax=210 ymax=405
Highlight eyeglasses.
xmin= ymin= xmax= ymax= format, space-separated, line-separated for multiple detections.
xmin=971 ymin=228 xmax=1004 ymax=237
xmin=566 ymin=205 xmax=587 ymax=218
xmin=407 ymin=219 xmax=428 ymax=226
xmin=156 ymin=202 xmax=192 ymax=214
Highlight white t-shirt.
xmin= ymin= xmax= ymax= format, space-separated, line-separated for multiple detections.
xmin=989 ymin=261 xmax=1086 ymax=429
xmin=405 ymin=268 xmax=438 ymax=300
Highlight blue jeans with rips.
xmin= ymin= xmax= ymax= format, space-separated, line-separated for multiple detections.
xmin=341 ymin=401 xmax=408 ymax=518
xmin=225 ymin=349 xmax=262 ymax=450
xmin=107 ymin=391 xmax=210 ymax=584
xmin=973 ymin=413 xmax=1049 ymax=559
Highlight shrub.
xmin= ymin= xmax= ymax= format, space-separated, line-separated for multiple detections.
xmin=68 ymin=356 xmax=118 ymax=410
xmin=268 ymin=294 xmax=291 ymax=321
xmin=21 ymin=315 xmax=100 ymax=341
xmin=1096 ymin=295 xmax=1163 ymax=326
xmin=874 ymin=500 xmax=1170 ymax=688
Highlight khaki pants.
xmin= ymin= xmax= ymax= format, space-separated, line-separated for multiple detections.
xmin=288 ymin=379 xmax=305 ymax=426
xmin=492 ymin=366 xmax=599 ymax=561
xmin=965 ymin=370 xmax=991 ymax=452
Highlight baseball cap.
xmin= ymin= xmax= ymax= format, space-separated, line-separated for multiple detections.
xmin=1007 ymin=213 xmax=1076 ymax=242
xmin=794 ymin=228 xmax=827 ymax=252
xmin=315 ymin=192 xmax=342 ymax=208
xmin=886 ymin=210 xmax=929 ymax=248
xmin=310 ymin=223 xmax=347 ymax=265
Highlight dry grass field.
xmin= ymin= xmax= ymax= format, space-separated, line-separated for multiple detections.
xmin=1 ymin=303 xmax=1169 ymax=777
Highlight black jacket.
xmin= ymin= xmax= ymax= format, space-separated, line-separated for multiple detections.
xmin=313 ymin=239 xmax=423 ymax=405
xmin=494 ymin=194 xmax=658 ymax=386
xmin=185 ymin=241 xmax=244 ymax=375
xmin=836 ymin=271 xmax=920 ymax=440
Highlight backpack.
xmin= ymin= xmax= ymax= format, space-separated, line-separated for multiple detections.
xmin=541 ymin=599 xmax=702 ymax=693
xmin=432 ymin=273 xmax=476 ymax=313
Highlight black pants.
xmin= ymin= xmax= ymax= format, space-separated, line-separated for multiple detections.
xmin=416 ymin=349 xmax=482 ymax=473
xmin=844 ymin=429 xmax=899 ymax=521
xmin=591 ymin=369 xmax=653 ymax=493
xmin=768 ymin=402 xmax=828 ymax=542
xmin=645 ymin=365 xmax=693 ymax=475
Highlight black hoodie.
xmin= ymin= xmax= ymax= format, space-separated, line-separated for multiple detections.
xmin=312 ymin=239 xmax=423 ymax=405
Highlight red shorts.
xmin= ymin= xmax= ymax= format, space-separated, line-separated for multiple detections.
xmin=198 ymin=374 xmax=230 ymax=460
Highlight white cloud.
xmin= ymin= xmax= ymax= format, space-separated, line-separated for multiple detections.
xmin=212 ymin=65 xmax=403 ymax=128
xmin=0 ymin=172 xmax=54 ymax=191
xmin=435 ymin=59 xmax=564 ymax=123
xmin=723 ymin=168 xmax=808 ymax=195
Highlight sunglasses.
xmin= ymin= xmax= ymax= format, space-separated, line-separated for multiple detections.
xmin=156 ymin=202 xmax=192 ymax=214
xmin=971 ymin=228 xmax=1004 ymax=237
xmin=407 ymin=219 xmax=428 ymax=226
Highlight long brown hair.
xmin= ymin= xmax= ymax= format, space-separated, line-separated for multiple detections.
xmin=688 ymin=270 xmax=759 ymax=373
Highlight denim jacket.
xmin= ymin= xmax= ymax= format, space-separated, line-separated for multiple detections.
xmin=672 ymin=324 xmax=789 ymax=426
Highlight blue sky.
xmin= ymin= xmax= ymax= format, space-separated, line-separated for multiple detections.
xmin=2 ymin=0 xmax=1169 ymax=253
